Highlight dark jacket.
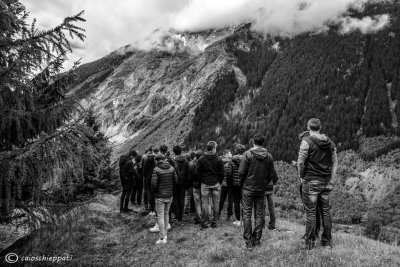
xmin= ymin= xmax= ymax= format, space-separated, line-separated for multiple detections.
xmin=303 ymin=136 xmax=335 ymax=180
xmin=189 ymin=159 xmax=200 ymax=189
xmin=143 ymin=153 xmax=156 ymax=180
xmin=222 ymin=157 xmax=233 ymax=187
xmin=119 ymin=158 xmax=136 ymax=187
xmin=229 ymin=154 xmax=243 ymax=187
xmin=197 ymin=152 xmax=225 ymax=186
xmin=151 ymin=160 xmax=178 ymax=198
xmin=174 ymin=155 xmax=189 ymax=186
xmin=239 ymin=147 xmax=278 ymax=193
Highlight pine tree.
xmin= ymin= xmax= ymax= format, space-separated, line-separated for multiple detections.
xmin=0 ymin=0 xmax=90 ymax=222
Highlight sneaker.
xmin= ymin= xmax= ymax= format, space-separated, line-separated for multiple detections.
xmin=156 ymin=238 xmax=167 ymax=244
xmin=211 ymin=222 xmax=217 ymax=228
xmin=123 ymin=208 xmax=133 ymax=213
xmin=246 ymin=243 xmax=254 ymax=250
xmin=233 ymin=220 xmax=241 ymax=226
xmin=201 ymin=222 xmax=209 ymax=230
xmin=149 ymin=211 xmax=156 ymax=216
xmin=149 ymin=223 xmax=159 ymax=232
xmin=268 ymin=225 xmax=277 ymax=231
xmin=167 ymin=223 xmax=171 ymax=230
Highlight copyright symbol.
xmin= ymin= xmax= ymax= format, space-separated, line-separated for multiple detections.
xmin=5 ymin=253 xmax=18 ymax=264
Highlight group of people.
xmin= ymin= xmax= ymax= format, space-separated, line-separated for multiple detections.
xmin=119 ymin=118 xmax=337 ymax=250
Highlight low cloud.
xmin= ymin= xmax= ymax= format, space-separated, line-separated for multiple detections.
xmin=20 ymin=0 xmax=391 ymax=66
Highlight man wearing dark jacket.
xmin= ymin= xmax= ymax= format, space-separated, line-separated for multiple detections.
xmin=219 ymin=154 xmax=233 ymax=221
xmin=197 ymin=141 xmax=225 ymax=229
xmin=297 ymin=118 xmax=337 ymax=249
xmin=151 ymin=154 xmax=178 ymax=244
xmin=131 ymin=154 xmax=143 ymax=207
xmin=239 ymin=133 xmax=278 ymax=249
xmin=189 ymin=149 xmax=204 ymax=224
xmin=143 ymin=148 xmax=156 ymax=214
xmin=119 ymin=150 xmax=137 ymax=213
xmin=230 ymin=144 xmax=246 ymax=226
xmin=172 ymin=145 xmax=189 ymax=221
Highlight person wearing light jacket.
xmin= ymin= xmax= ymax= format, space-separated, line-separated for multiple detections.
xmin=151 ymin=154 xmax=178 ymax=244
xmin=239 ymin=133 xmax=278 ymax=249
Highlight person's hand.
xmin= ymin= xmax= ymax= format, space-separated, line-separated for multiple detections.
xmin=291 ymin=160 xmax=297 ymax=166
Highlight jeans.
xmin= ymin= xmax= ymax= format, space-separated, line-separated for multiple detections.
xmin=265 ymin=191 xmax=276 ymax=228
xmin=300 ymin=183 xmax=321 ymax=237
xmin=201 ymin=183 xmax=220 ymax=223
xmin=144 ymin=179 xmax=155 ymax=212
xmin=172 ymin=184 xmax=186 ymax=221
xmin=120 ymin=184 xmax=133 ymax=211
xmin=184 ymin=187 xmax=193 ymax=213
xmin=193 ymin=188 xmax=203 ymax=220
xmin=242 ymin=190 xmax=266 ymax=246
xmin=131 ymin=177 xmax=143 ymax=205
xmin=219 ymin=186 xmax=233 ymax=217
xmin=155 ymin=197 xmax=172 ymax=239
xmin=302 ymin=180 xmax=333 ymax=247
xmin=231 ymin=186 xmax=242 ymax=220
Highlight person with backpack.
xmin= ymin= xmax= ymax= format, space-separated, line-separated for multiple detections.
xmin=131 ymin=154 xmax=143 ymax=208
xmin=239 ymin=133 xmax=278 ymax=249
xmin=230 ymin=144 xmax=246 ymax=226
xmin=197 ymin=141 xmax=225 ymax=229
xmin=219 ymin=153 xmax=233 ymax=221
xmin=171 ymin=145 xmax=189 ymax=222
xmin=143 ymin=147 xmax=156 ymax=215
xmin=297 ymin=118 xmax=337 ymax=250
xmin=151 ymin=154 xmax=178 ymax=244
xmin=119 ymin=150 xmax=137 ymax=213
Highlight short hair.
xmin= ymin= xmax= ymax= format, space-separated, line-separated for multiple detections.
xmin=206 ymin=141 xmax=217 ymax=151
xmin=253 ymin=133 xmax=265 ymax=146
xmin=135 ymin=154 xmax=142 ymax=163
xmin=147 ymin=146 xmax=153 ymax=152
xmin=172 ymin=145 xmax=182 ymax=155
xmin=129 ymin=149 xmax=137 ymax=158
xmin=155 ymin=154 xmax=165 ymax=162
xmin=235 ymin=144 xmax=246 ymax=155
xmin=195 ymin=149 xmax=204 ymax=159
xmin=308 ymin=118 xmax=322 ymax=131
xmin=153 ymin=147 xmax=160 ymax=153
xmin=159 ymin=144 xmax=168 ymax=154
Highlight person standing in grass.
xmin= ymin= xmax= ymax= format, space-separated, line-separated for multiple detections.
xmin=219 ymin=152 xmax=233 ymax=221
xmin=172 ymin=145 xmax=189 ymax=222
xmin=151 ymin=154 xmax=178 ymax=244
xmin=189 ymin=149 xmax=204 ymax=224
xmin=297 ymin=118 xmax=337 ymax=250
xmin=197 ymin=141 xmax=225 ymax=229
xmin=239 ymin=133 xmax=278 ymax=249
xmin=230 ymin=144 xmax=246 ymax=226
xmin=119 ymin=150 xmax=137 ymax=213
xmin=131 ymin=154 xmax=143 ymax=208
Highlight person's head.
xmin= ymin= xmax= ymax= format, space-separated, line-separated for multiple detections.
xmin=135 ymin=154 xmax=142 ymax=163
xmin=155 ymin=154 xmax=165 ymax=163
xmin=235 ymin=144 xmax=246 ymax=155
xmin=159 ymin=144 xmax=168 ymax=154
xmin=307 ymin=118 xmax=322 ymax=132
xmin=129 ymin=149 xmax=137 ymax=159
xmin=223 ymin=149 xmax=232 ymax=159
xmin=153 ymin=147 xmax=160 ymax=154
xmin=147 ymin=146 xmax=153 ymax=153
xmin=195 ymin=149 xmax=203 ymax=159
xmin=172 ymin=145 xmax=182 ymax=155
xmin=252 ymin=133 xmax=265 ymax=146
xmin=206 ymin=141 xmax=217 ymax=153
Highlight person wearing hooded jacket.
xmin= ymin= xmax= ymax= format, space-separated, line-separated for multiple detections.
xmin=297 ymin=118 xmax=337 ymax=250
xmin=119 ymin=150 xmax=137 ymax=213
xmin=229 ymin=144 xmax=246 ymax=226
xmin=151 ymin=154 xmax=178 ymax=244
xmin=239 ymin=133 xmax=278 ymax=249
xmin=197 ymin=141 xmax=225 ymax=229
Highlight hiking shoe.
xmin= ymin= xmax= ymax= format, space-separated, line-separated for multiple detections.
xmin=211 ymin=222 xmax=217 ymax=228
xmin=201 ymin=222 xmax=209 ymax=230
xmin=167 ymin=223 xmax=171 ymax=230
xmin=268 ymin=226 xmax=277 ymax=231
xmin=246 ymin=243 xmax=254 ymax=250
xmin=149 ymin=223 xmax=159 ymax=232
xmin=156 ymin=238 xmax=167 ymax=244
xmin=123 ymin=208 xmax=133 ymax=213
xmin=149 ymin=211 xmax=156 ymax=216
xmin=226 ymin=215 xmax=233 ymax=221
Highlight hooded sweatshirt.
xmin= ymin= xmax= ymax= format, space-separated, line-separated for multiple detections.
xmin=197 ymin=152 xmax=225 ymax=186
xmin=298 ymin=133 xmax=337 ymax=181
xmin=229 ymin=154 xmax=243 ymax=187
xmin=151 ymin=160 xmax=178 ymax=198
xmin=239 ymin=146 xmax=278 ymax=193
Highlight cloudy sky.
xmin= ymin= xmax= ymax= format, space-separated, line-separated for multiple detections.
xmin=21 ymin=0 xmax=389 ymax=68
